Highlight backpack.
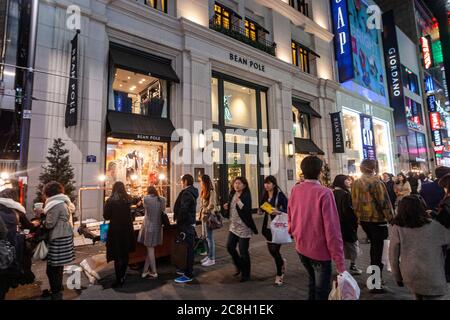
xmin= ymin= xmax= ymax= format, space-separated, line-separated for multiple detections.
xmin=0 ymin=239 xmax=16 ymax=270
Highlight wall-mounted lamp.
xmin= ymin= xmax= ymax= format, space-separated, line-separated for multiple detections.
xmin=199 ymin=130 xmax=206 ymax=152
xmin=288 ymin=141 xmax=294 ymax=158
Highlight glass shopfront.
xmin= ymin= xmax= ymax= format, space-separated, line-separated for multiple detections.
xmin=373 ymin=119 xmax=394 ymax=175
xmin=211 ymin=73 xmax=268 ymax=209
xmin=105 ymin=138 xmax=170 ymax=201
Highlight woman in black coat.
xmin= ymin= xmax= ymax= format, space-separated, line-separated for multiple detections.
xmin=104 ymin=182 xmax=136 ymax=288
xmin=332 ymin=175 xmax=362 ymax=275
xmin=259 ymin=176 xmax=288 ymax=286
xmin=223 ymin=177 xmax=257 ymax=282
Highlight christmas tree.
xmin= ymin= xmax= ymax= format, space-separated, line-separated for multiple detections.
xmin=35 ymin=138 xmax=76 ymax=203
xmin=321 ymin=160 xmax=332 ymax=187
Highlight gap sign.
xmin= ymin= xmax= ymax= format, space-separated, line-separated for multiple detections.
xmin=331 ymin=0 xmax=354 ymax=82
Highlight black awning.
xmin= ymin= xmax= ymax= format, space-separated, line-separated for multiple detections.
xmin=292 ymin=99 xmax=321 ymax=118
xmin=107 ymin=111 xmax=177 ymax=142
xmin=295 ymin=138 xmax=325 ymax=155
xmin=110 ymin=44 xmax=180 ymax=83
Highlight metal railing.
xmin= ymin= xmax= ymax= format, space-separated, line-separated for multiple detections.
xmin=209 ymin=19 xmax=277 ymax=56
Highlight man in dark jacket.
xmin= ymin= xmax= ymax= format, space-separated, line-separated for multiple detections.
xmin=382 ymin=173 xmax=396 ymax=208
xmin=173 ymin=174 xmax=199 ymax=283
xmin=420 ymin=166 xmax=450 ymax=212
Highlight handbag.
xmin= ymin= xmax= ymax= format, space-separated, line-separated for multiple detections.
xmin=161 ymin=212 xmax=171 ymax=227
xmin=100 ymin=222 xmax=109 ymax=243
xmin=32 ymin=240 xmax=48 ymax=261
xmin=207 ymin=212 xmax=223 ymax=230
xmin=0 ymin=239 xmax=16 ymax=270
xmin=171 ymin=232 xmax=188 ymax=270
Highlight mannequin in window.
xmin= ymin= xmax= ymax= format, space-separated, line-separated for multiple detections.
xmin=345 ymin=129 xmax=352 ymax=149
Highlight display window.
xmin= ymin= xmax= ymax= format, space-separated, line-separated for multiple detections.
xmin=373 ymin=119 xmax=394 ymax=175
xmin=211 ymin=78 xmax=219 ymax=124
xmin=106 ymin=138 xmax=170 ymax=202
xmin=223 ymin=81 xmax=258 ymax=129
xmin=292 ymin=107 xmax=310 ymax=139
xmin=342 ymin=110 xmax=363 ymax=175
xmin=109 ymin=67 xmax=168 ymax=118
xmin=295 ymin=154 xmax=307 ymax=182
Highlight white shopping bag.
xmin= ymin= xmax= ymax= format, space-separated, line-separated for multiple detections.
xmin=381 ymin=239 xmax=392 ymax=272
xmin=329 ymin=271 xmax=360 ymax=300
xmin=270 ymin=213 xmax=292 ymax=244
xmin=32 ymin=241 xmax=48 ymax=261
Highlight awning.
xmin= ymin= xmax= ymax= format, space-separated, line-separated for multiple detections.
xmin=110 ymin=44 xmax=180 ymax=83
xmin=107 ymin=111 xmax=178 ymax=142
xmin=218 ymin=3 xmax=243 ymax=19
xmin=295 ymin=138 xmax=325 ymax=155
xmin=292 ymin=99 xmax=322 ymax=118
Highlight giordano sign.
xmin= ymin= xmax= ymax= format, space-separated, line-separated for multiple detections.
xmin=229 ymin=53 xmax=265 ymax=72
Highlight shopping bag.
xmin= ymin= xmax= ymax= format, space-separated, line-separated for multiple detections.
xmin=270 ymin=213 xmax=292 ymax=244
xmin=381 ymin=239 xmax=392 ymax=272
xmin=32 ymin=240 xmax=48 ymax=261
xmin=171 ymin=232 xmax=188 ymax=270
xmin=100 ymin=222 xmax=109 ymax=243
xmin=328 ymin=281 xmax=341 ymax=300
xmin=329 ymin=271 xmax=360 ymax=300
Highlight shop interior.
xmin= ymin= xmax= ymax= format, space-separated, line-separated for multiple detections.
xmin=111 ymin=67 xmax=167 ymax=118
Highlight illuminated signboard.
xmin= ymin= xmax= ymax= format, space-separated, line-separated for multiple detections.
xmin=427 ymin=95 xmax=437 ymax=112
xmin=431 ymin=40 xmax=443 ymax=65
xmin=330 ymin=0 xmax=354 ymax=82
xmin=425 ymin=75 xmax=435 ymax=93
xmin=360 ymin=114 xmax=376 ymax=160
xmin=420 ymin=36 xmax=433 ymax=70
xmin=430 ymin=112 xmax=441 ymax=130
xmin=433 ymin=130 xmax=443 ymax=146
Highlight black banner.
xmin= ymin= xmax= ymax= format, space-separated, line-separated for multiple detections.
xmin=330 ymin=112 xmax=345 ymax=153
xmin=382 ymin=11 xmax=408 ymax=137
xmin=65 ymin=31 xmax=79 ymax=128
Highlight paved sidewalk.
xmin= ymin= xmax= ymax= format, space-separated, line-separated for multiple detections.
xmin=5 ymin=215 xmax=448 ymax=300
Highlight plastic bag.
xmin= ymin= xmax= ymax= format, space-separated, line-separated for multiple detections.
xmin=381 ymin=239 xmax=392 ymax=272
xmin=32 ymin=241 xmax=48 ymax=261
xmin=329 ymin=271 xmax=360 ymax=300
xmin=270 ymin=213 xmax=292 ymax=244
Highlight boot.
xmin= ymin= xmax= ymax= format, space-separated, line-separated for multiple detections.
xmin=50 ymin=292 xmax=63 ymax=300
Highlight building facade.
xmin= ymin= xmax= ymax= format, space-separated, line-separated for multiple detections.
xmin=24 ymin=0 xmax=343 ymax=220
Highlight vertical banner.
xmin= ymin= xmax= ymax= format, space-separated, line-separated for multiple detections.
xmin=330 ymin=112 xmax=345 ymax=153
xmin=382 ymin=11 xmax=408 ymax=137
xmin=360 ymin=114 xmax=376 ymax=160
xmin=330 ymin=0 xmax=354 ymax=83
xmin=65 ymin=31 xmax=79 ymax=128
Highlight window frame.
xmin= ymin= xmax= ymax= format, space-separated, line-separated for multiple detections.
xmin=214 ymin=3 xmax=232 ymax=30
xmin=146 ymin=0 xmax=167 ymax=14
xmin=291 ymin=41 xmax=310 ymax=73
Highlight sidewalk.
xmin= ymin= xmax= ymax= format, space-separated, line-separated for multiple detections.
xmin=5 ymin=215 xmax=447 ymax=300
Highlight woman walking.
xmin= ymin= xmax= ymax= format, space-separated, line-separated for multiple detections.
xmin=224 ymin=177 xmax=258 ymax=282
xmin=104 ymin=182 xmax=136 ymax=288
xmin=138 ymin=186 xmax=165 ymax=279
xmin=42 ymin=181 xmax=75 ymax=300
xmin=259 ymin=176 xmax=288 ymax=286
xmin=394 ymin=173 xmax=411 ymax=209
xmin=199 ymin=175 xmax=217 ymax=267
xmin=332 ymin=175 xmax=362 ymax=275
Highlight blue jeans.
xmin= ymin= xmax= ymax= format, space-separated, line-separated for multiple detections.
xmin=202 ymin=222 xmax=215 ymax=260
xmin=298 ymin=253 xmax=332 ymax=300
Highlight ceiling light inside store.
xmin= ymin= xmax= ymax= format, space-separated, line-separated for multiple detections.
xmin=131 ymin=174 xmax=138 ymax=181
xmin=159 ymin=173 xmax=166 ymax=181
xmin=130 ymin=86 xmax=136 ymax=91
xmin=127 ymin=76 xmax=131 ymax=80
xmin=141 ymin=79 xmax=146 ymax=82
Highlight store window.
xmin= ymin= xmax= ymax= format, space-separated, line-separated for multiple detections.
xmin=105 ymin=138 xmax=170 ymax=202
xmin=373 ymin=119 xmax=393 ymax=175
xmin=291 ymin=41 xmax=310 ymax=74
xmin=342 ymin=110 xmax=363 ymax=175
xmin=295 ymin=154 xmax=307 ymax=181
xmin=292 ymin=107 xmax=310 ymax=139
xmin=223 ymin=81 xmax=257 ymax=129
xmin=109 ymin=67 xmax=168 ymax=118
xmin=211 ymin=78 xmax=219 ymax=124
xmin=214 ymin=3 xmax=231 ymax=30
xmin=401 ymin=64 xmax=420 ymax=95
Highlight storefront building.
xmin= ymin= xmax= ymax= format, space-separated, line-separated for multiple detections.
xmin=25 ymin=0 xmax=340 ymax=219
xmin=330 ymin=0 xmax=396 ymax=177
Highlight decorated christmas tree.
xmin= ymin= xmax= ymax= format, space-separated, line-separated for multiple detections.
xmin=35 ymin=138 xmax=76 ymax=203
xmin=321 ymin=160 xmax=332 ymax=187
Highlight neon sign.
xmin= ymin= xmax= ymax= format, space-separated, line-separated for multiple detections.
xmin=430 ymin=112 xmax=441 ymax=131
xmin=420 ymin=36 xmax=433 ymax=70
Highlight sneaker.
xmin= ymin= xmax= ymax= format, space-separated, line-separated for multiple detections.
xmin=142 ymin=272 xmax=150 ymax=279
xmin=201 ymin=256 xmax=209 ymax=263
xmin=175 ymin=275 xmax=193 ymax=283
xmin=149 ymin=272 xmax=158 ymax=279
xmin=349 ymin=265 xmax=363 ymax=275
xmin=275 ymin=275 xmax=284 ymax=286
xmin=202 ymin=259 xmax=216 ymax=267
xmin=200 ymin=251 xmax=208 ymax=256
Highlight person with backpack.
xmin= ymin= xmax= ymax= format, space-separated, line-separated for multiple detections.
xmin=259 ymin=176 xmax=288 ymax=286
xmin=173 ymin=174 xmax=199 ymax=283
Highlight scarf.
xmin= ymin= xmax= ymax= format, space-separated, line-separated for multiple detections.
xmin=0 ymin=198 xmax=26 ymax=214
xmin=44 ymin=194 xmax=75 ymax=214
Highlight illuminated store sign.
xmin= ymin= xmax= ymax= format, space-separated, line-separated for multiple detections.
xmin=330 ymin=0 xmax=354 ymax=82
xmin=360 ymin=114 xmax=376 ymax=160
xmin=420 ymin=36 xmax=433 ymax=70
xmin=430 ymin=112 xmax=441 ymax=131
